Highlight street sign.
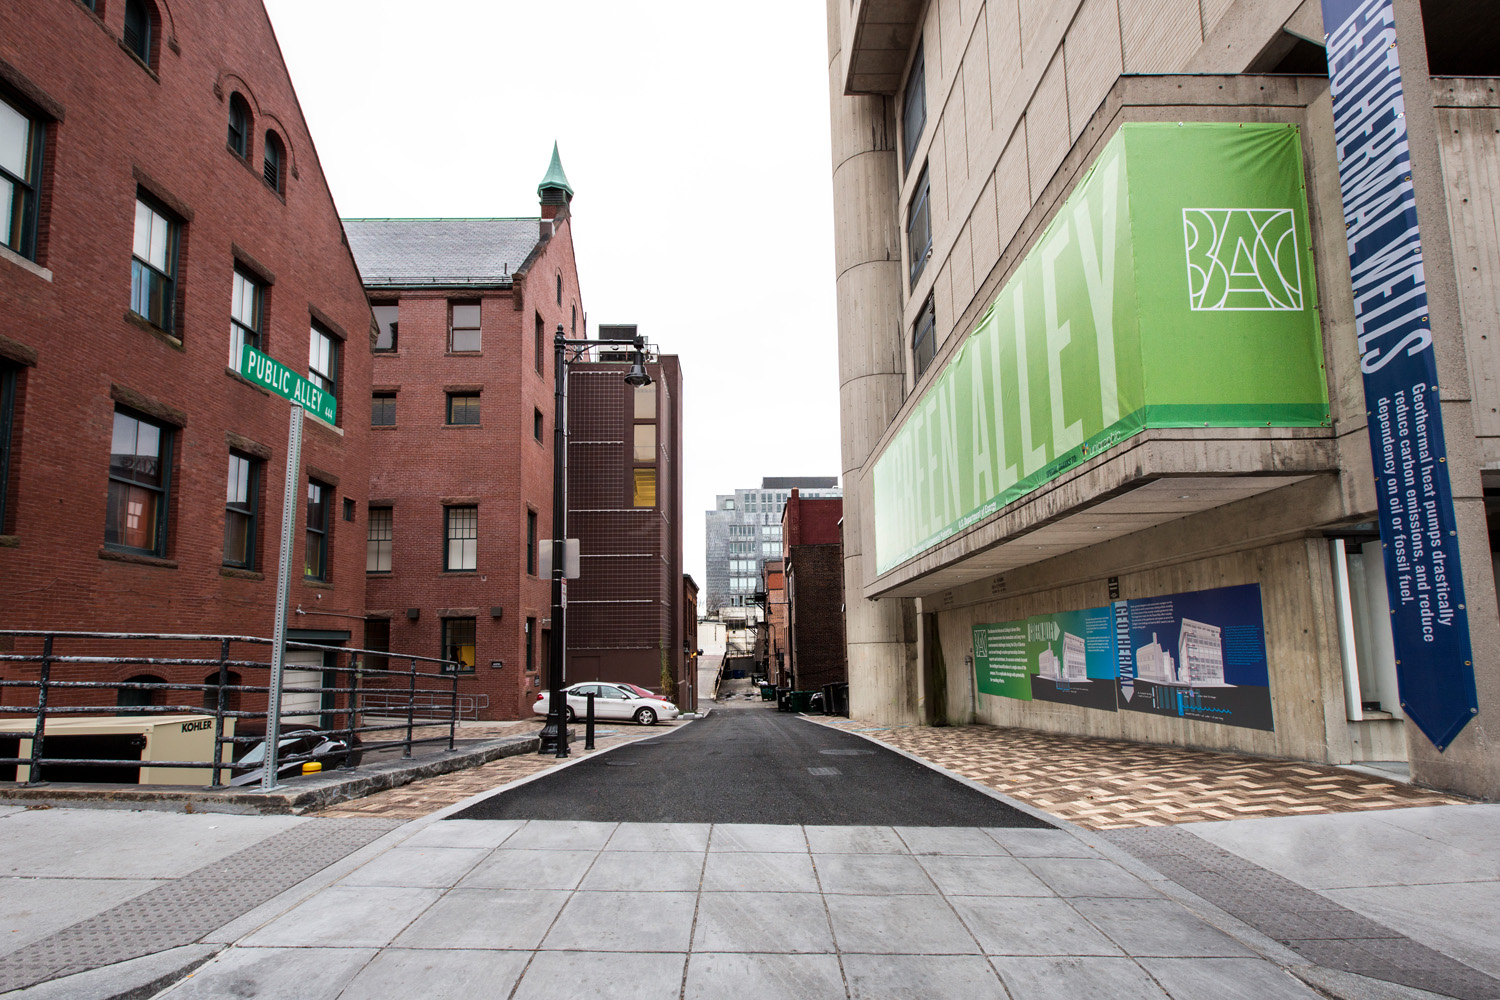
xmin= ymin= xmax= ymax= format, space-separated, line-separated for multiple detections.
xmin=240 ymin=345 xmax=337 ymax=424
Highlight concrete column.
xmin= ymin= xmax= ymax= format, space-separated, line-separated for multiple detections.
xmin=1389 ymin=0 xmax=1500 ymax=799
xmin=827 ymin=0 xmax=919 ymax=725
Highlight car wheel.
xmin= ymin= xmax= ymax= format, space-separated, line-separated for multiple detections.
xmin=565 ymin=706 xmax=576 ymax=723
xmin=634 ymin=707 xmax=657 ymax=726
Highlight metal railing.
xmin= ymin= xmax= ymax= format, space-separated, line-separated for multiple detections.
xmin=0 ymin=631 xmax=462 ymax=788
xmin=361 ymin=690 xmax=489 ymax=721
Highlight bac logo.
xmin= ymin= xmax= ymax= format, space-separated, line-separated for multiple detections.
xmin=1183 ymin=208 xmax=1304 ymax=312
xmin=974 ymin=631 xmax=987 ymax=659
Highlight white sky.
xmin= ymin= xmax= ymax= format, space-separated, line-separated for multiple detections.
xmin=261 ymin=0 xmax=844 ymax=590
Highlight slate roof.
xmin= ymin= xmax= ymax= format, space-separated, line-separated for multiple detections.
xmin=342 ymin=218 xmax=543 ymax=287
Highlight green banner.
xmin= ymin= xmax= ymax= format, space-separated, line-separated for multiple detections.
xmin=874 ymin=123 xmax=1327 ymax=573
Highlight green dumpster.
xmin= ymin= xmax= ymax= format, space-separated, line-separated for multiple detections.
xmin=786 ymin=690 xmax=817 ymax=713
xmin=760 ymin=684 xmax=775 ymax=701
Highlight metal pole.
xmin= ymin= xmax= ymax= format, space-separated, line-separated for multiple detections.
xmin=26 ymin=635 xmax=52 ymax=785
xmin=585 ymin=691 xmax=595 ymax=750
xmin=262 ymin=402 xmax=304 ymax=791
xmin=541 ymin=324 xmax=570 ymax=757
xmin=448 ymin=671 xmax=458 ymax=751
xmin=405 ymin=658 xmax=417 ymax=758
xmin=343 ymin=651 xmax=359 ymax=768
xmin=211 ymin=638 xmax=230 ymax=787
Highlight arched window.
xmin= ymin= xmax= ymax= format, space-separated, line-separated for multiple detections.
xmin=227 ymin=94 xmax=250 ymax=159
xmin=202 ymin=670 xmax=242 ymax=712
xmin=117 ymin=673 xmax=165 ymax=714
xmin=263 ymin=130 xmax=283 ymax=193
xmin=123 ymin=0 xmax=152 ymax=66
xmin=556 ymin=272 xmax=562 ymax=305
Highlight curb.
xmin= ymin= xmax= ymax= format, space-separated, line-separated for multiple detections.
xmin=0 ymin=734 xmax=540 ymax=816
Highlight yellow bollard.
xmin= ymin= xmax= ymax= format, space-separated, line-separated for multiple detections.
xmin=302 ymin=761 xmax=322 ymax=775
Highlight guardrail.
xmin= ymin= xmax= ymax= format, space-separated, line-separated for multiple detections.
xmin=0 ymin=630 xmax=461 ymax=788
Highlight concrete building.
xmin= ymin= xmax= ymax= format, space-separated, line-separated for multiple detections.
xmin=342 ymin=149 xmax=583 ymax=720
xmin=0 ymin=0 xmax=374 ymax=693
xmin=704 ymin=477 xmax=840 ymax=612
xmin=564 ymin=336 xmax=688 ymax=707
xmin=782 ymin=490 xmax=848 ymax=693
xmin=826 ymin=0 xmax=1500 ymax=796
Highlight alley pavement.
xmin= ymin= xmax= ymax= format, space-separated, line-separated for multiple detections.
xmin=0 ymin=698 xmax=1494 ymax=999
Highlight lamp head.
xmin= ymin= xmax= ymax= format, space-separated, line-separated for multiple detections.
xmin=624 ymin=352 xmax=653 ymax=387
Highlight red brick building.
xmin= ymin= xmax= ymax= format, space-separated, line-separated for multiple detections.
xmin=565 ymin=340 xmax=688 ymax=707
xmin=763 ymin=558 xmax=788 ymax=687
xmin=781 ymin=490 xmax=847 ymax=692
xmin=0 ymin=1 xmax=374 ymax=687
xmin=342 ymin=150 xmax=584 ymax=721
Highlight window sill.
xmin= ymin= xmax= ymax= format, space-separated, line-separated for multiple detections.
xmin=0 ymin=535 xmax=18 ymax=548
xmin=123 ymin=312 xmax=183 ymax=351
xmin=98 ymin=546 xmax=177 ymax=569
xmin=367 ymin=570 xmax=392 ymax=576
xmin=443 ymin=424 xmax=483 ymax=430
xmin=220 ymin=566 xmax=264 ymax=581
xmin=307 ymin=412 xmax=344 ymax=437
xmin=117 ymin=39 xmax=159 ymax=81
xmin=373 ymin=351 xmax=400 ymax=358
xmin=445 ymin=351 xmax=483 ymax=357
xmin=302 ymin=580 xmax=335 ymax=590
xmin=371 ymin=424 xmax=399 ymax=430
xmin=0 ymin=244 xmax=51 ymax=282
xmin=441 ymin=571 xmax=479 ymax=577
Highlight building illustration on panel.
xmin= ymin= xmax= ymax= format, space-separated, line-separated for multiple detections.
xmin=1062 ymin=632 xmax=1088 ymax=683
xmin=1136 ymin=634 xmax=1179 ymax=686
xmin=1179 ymin=618 xmax=1229 ymax=686
xmin=1037 ymin=647 xmax=1061 ymax=681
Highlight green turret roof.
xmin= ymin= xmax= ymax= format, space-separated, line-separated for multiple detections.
xmin=537 ymin=142 xmax=574 ymax=197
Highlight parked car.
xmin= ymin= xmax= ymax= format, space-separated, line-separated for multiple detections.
xmin=228 ymin=729 xmax=359 ymax=786
xmin=532 ymin=683 xmax=680 ymax=725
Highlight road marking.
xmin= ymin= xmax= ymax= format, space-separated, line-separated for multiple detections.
xmin=806 ymin=767 xmax=841 ymax=776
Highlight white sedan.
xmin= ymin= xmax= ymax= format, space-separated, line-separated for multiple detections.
xmin=532 ymin=682 xmax=680 ymax=725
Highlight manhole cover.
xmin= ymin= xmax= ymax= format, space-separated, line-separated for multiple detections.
xmin=819 ymin=749 xmax=875 ymax=756
xmin=807 ymin=767 xmax=841 ymax=776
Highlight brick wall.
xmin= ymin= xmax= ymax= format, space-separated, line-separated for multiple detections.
xmin=786 ymin=544 xmax=848 ymax=691
xmin=0 ymin=2 xmax=373 ymax=699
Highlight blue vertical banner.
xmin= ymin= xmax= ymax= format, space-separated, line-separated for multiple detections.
xmin=1322 ymin=0 xmax=1478 ymax=749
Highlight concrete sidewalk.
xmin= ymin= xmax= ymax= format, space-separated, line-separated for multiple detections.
xmin=0 ymin=716 xmax=1495 ymax=999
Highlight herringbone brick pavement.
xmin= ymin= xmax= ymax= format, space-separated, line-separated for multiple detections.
xmin=816 ymin=720 xmax=1462 ymax=830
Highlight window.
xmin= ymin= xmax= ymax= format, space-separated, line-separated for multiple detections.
xmin=442 ymin=618 xmax=476 ymax=672
xmin=634 ymin=424 xmax=655 ymax=462
xmin=445 ymin=505 xmax=477 ymax=570
xmin=634 ymin=382 xmax=656 ymax=420
xmin=371 ymin=392 xmax=396 ymax=426
xmin=526 ymin=509 xmax=537 ymax=575
xmin=308 ymin=323 xmax=337 ymax=402
xmin=372 ymin=304 xmax=398 ymax=352
xmin=913 ymin=294 xmax=936 ymax=378
xmin=223 ymin=451 xmax=258 ymax=568
xmin=227 ymin=93 xmax=250 ymax=159
xmin=106 ymin=408 xmax=171 ymax=556
xmin=364 ymin=619 xmax=390 ymax=673
xmin=524 ymin=617 xmax=536 ymax=673
xmin=633 ymin=468 xmax=656 ymax=508
xmin=304 ymin=478 xmax=329 ymax=581
xmin=908 ymin=165 xmax=931 ymax=286
xmin=342 ymin=497 xmax=355 ymax=522
xmin=263 ymin=131 xmax=284 ymax=193
xmin=367 ymin=506 xmax=392 ymax=572
xmin=0 ymin=362 xmax=18 ymax=532
xmin=229 ymin=267 xmax=262 ymax=369
xmin=123 ymin=0 xmax=152 ymax=65
xmin=902 ymin=41 xmax=927 ymax=170
xmin=449 ymin=302 xmax=481 ymax=352
xmin=131 ymin=196 xmax=178 ymax=331
xmin=556 ymin=272 xmax=563 ymax=305
xmin=446 ymin=393 xmax=480 ymax=425
xmin=571 ymin=303 xmax=576 ymax=335
xmin=534 ymin=313 xmax=545 ymax=374
xmin=1 ymin=93 xmax=44 ymax=261
xmin=533 ymin=407 xmax=543 ymax=442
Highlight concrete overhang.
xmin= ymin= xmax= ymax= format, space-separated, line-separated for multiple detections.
xmin=862 ymin=428 xmax=1337 ymax=600
xmin=843 ymin=0 xmax=925 ymax=95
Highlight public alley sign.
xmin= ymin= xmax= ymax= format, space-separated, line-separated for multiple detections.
xmin=871 ymin=123 xmax=1328 ymax=575
xmin=240 ymin=345 xmax=338 ymax=424
xmin=1321 ymin=0 xmax=1477 ymax=750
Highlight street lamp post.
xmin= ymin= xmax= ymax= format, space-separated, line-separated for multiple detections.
xmin=540 ymin=324 xmax=652 ymax=756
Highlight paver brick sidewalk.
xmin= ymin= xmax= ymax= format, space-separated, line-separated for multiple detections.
xmin=817 ymin=720 xmax=1461 ymax=830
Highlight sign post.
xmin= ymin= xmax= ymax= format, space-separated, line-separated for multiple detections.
xmin=239 ymin=345 xmax=338 ymax=789
xmin=1320 ymin=0 xmax=1478 ymax=750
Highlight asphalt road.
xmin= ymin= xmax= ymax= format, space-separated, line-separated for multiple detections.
xmin=448 ymin=703 xmax=1050 ymax=827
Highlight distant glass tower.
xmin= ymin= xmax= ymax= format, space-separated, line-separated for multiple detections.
xmin=704 ymin=477 xmax=840 ymax=613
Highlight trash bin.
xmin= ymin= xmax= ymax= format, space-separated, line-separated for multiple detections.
xmin=760 ymin=684 xmax=775 ymax=701
xmin=786 ymin=690 xmax=816 ymax=713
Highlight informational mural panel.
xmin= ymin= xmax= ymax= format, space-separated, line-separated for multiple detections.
xmin=1319 ymin=0 xmax=1477 ymax=751
xmin=873 ymin=123 xmax=1328 ymax=575
xmin=1115 ymin=584 xmax=1273 ymax=731
xmin=973 ymin=584 xmax=1272 ymax=731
